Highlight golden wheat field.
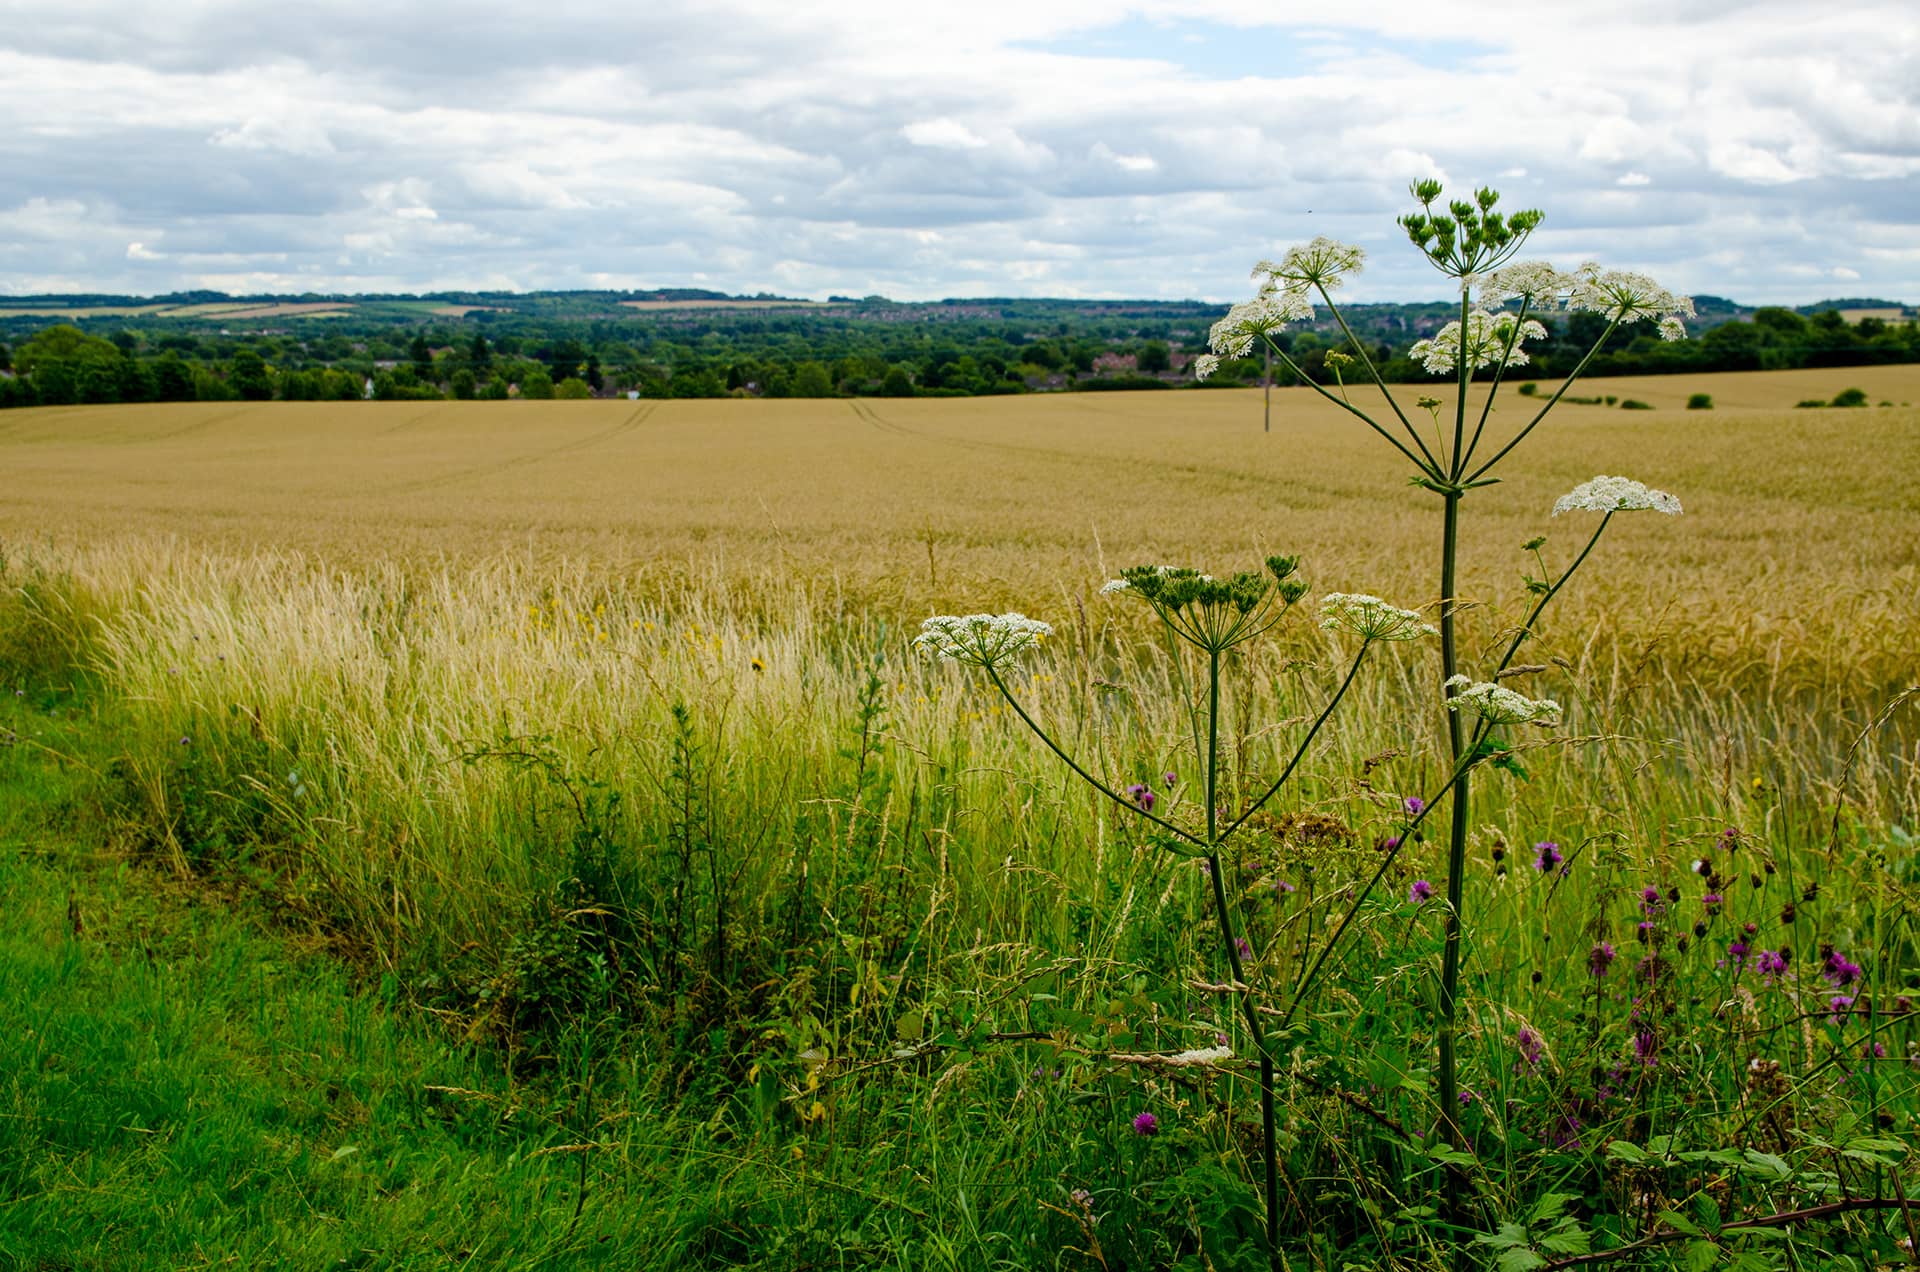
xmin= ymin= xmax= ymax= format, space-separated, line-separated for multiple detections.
xmin=1 ymin=365 xmax=1916 ymax=692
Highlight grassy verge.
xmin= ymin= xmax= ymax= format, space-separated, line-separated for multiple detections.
xmin=1 ymin=541 xmax=1916 ymax=1269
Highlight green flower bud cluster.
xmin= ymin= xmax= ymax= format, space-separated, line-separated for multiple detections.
xmin=1398 ymin=180 xmax=1544 ymax=281
xmin=1103 ymin=556 xmax=1307 ymax=652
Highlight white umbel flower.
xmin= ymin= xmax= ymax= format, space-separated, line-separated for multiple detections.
xmin=1165 ymin=1045 xmax=1235 ymax=1066
xmin=1191 ymin=353 xmax=1221 ymax=381
xmin=1444 ymin=674 xmax=1561 ymax=726
xmin=1569 ymin=265 xmax=1695 ymax=329
xmin=1257 ymin=237 xmax=1366 ymax=292
xmin=915 ymin=613 xmax=1052 ymax=666
xmin=1320 ymin=593 xmax=1436 ymax=642
xmin=1409 ymin=310 xmax=1548 ymax=375
xmin=1551 ymin=476 xmax=1683 ymax=517
xmin=1207 ymin=291 xmax=1313 ymax=358
xmin=1481 ymin=260 xmax=1579 ymax=307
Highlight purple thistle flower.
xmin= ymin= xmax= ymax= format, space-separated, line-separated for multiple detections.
xmin=1633 ymin=1029 xmax=1658 ymax=1066
xmin=1515 ymin=1027 xmax=1544 ymax=1071
xmin=1830 ymin=995 xmax=1856 ymax=1024
xmin=1823 ymin=949 xmax=1863 ymax=988
xmin=1410 ymin=879 xmax=1434 ymax=905
xmin=1404 ymin=796 xmax=1426 ymax=815
xmin=1458 ymin=1088 xmax=1478 ymax=1107
xmin=1755 ymin=949 xmax=1789 ymax=979
xmin=1534 ymin=842 xmax=1563 ymax=872
xmin=1636 ymin=920 xmax=1655 ymax=943
xmin=1126 ymin=783 xmax=1156 ymax=812
xmin=1273 ymin=879 xmax=1296 ymax=895
xmin=1233 ymin=936 xmax=1253 ymax=961
xmin=1381 ymin=836 xmax=1401 ymax=851
xmin=1162 ymin=771 xmax=1178 ymax=790
xmin=1864 ymin=1041 xmax=1887 ymax=1060
xmin=1131 ymin=1111 xmax=1159 ymax=1136
xmin=1588 ymin=942 xmax=1617 ymax=978
xmin=1727 ymin=940 xmax=1750 ymax=969
xmin=1702 ymin=892 xmax=1723 ymax=913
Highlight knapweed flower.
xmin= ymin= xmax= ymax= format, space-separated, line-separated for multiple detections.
xmin=1255 ymin=236 xmax=1365 ymax=294
xmin=1633 ymin=1029 xmax=1658 ymax=1067
xmin=1589 ymin=942 xmax=1617 ymax=977
xmin=1404 ymin=796 xmax=1426 ymax=816
xmin=1829 ymin=995 xmax=1856 ymax=1024
xmin=1410 ymin=879 xmax=1435 ymax=904
xmin=1206 ymin=290 xmax=1314 ymax=359
xmin=1703 ymin=892 xmax=1724 ymax=914
xmin=1233 ymin=936 xmax=1253 ymax=961
xmin=1515 ymin=1027 xmax=1545 ymax=1071
xmin=1551 ymin=475 xmax=1683 ymax=517
xmin=1319 ymin=593 xmax=1435 ymax=642
xmin=1534 ymin=842 xmax=1563 ymax=872
xmin=1131 ymin=1111 xmax=1159 ymax=1136
xmin=1755 ymin=949 xmax=1789 ymax=979
xmin=914 ymin=613 xmax=1051 ymax=667
xmin=1126 ymin=783 xmax=1156 ymax=812
xmin=1823 ymin=948 xmax=1864 ymax=988
xmin=1569 ymin=264 xmax=1696 ymax=336
xmin=1444 ymin=674 xmax=1561 ymax=726
xmin=1409 ymin=310 xmax=1548 ymax=376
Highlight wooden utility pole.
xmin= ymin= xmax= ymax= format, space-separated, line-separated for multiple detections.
xmin=1263 ymin=346 xmax=1272 ymax=433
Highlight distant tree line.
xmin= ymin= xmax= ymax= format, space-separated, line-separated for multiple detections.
xmin=2 ymin=301 xmax=1916 ymax=410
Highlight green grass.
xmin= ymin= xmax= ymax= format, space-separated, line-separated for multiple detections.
xmin=1 ymin=537 xmax=1917 ymax=1268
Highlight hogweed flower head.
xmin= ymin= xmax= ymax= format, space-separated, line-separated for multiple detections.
xmin=1569 ymin=264 xmax=1695 ymax=336
xmin=1191 ymin=353 xmax=1221 ymax=380
xmin=1409 ymin=310 xmax=1549 ymax=376
xmin=1207 ymin=290 xmax=1314 ymax=359
xmin=1256 ymin=236 xmax=1365 ymax=294
xmin=1552 ymin=475 xmax=1683 ymax=517
xmin=1481 ymin=260 xmax=1579 ymax=307
xmin=1444 ymin=674 xmax=1562 ymax=726
xmin=914 ymin=612 xmax=1051 ymax=667
xmin=1399 ymin=179 xmax=1544 ymax=280
xmin=1319 ymin=593 xmax=1435 ymax=642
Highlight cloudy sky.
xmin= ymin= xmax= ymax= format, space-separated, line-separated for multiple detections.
xmin=1 ymin=0 xmax=1915 ymax=303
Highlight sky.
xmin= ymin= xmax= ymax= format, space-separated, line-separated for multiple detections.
xmin=1 ymin=0 xmax=1915 ymax=304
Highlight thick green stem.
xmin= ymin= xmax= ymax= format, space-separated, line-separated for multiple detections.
xmin=1437 ymin=490 xmax=1468 ymax=1150
xmin=1200 ymin=647 xmax=1281 ymax=1264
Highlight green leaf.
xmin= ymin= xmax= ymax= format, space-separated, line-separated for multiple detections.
xmin=1607 ymin=1140 xmax=1650 ymax=1165
xmin=1684 ymin=1238 xmax=1719 ymax=1272
xmin=1658 ymin=1211 xmax=1701 ymax=1237
xmin=1496 ymin=1249 xmax=1546 ymax=1272
xmin=1739 ymin=1149 xmax=1791 ymax=1182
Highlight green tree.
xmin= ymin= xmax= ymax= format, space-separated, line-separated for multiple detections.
xmin=451 ymin=369 xmax=477 ymax=400
xmin=555 ymin=376 xmax=592 ymax=399
xmin=229 ymin=348 xmax=273 ymax=401
xmin=409 ymin=333 xmax=435 ymax=382
xmin=791 ymin=361 xmax=833 ymax=397
xmin=469 ymin=333 xmax=492 ymax=372
xmin=0 ymin=342 xmax=10 ymax=372
xmin=520 ymin=369 xmax=555 ymax=399
xmin=1137 ymin=340 xmax=1171 ymax=374
xmin=880 ymin=365 xmax=915 ymax=397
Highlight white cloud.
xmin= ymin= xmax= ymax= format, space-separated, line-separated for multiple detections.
xmin=0 ymin=0 xmax=1912 ymax=303
xmin=902 ymin=118 xmax=989 ymax=150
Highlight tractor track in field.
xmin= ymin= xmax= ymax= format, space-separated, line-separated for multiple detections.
xmin=379 ymin=402 xmax=658 ymax=495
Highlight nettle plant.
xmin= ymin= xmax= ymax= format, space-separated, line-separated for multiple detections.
xmin=917 ymin=181 xmax=1692 ymax=1254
